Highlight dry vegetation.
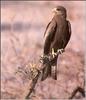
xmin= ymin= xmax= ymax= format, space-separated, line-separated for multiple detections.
xmin=1 ymin=1 xmax=86 ymax=99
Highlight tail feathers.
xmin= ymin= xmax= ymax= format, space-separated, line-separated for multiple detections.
xmin=51 ymin=65 xmax=57 ymax=80
xmin=41 ymin=65 xmax=57 ymax=81
xmin=41 ymin=65 xmax=51 ymax=81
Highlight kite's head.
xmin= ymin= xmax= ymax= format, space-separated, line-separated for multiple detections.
xmin=52 ymin=6 xmax=67 ymax=18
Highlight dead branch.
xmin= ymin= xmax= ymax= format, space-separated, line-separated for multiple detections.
xmin=25 ymin=49 xmax=64 ymax=99
xmin=25 ymin=70 xmax=41 ymax=99
xmin=69 ymin=86 xmax=85 ymax=99
xmin=16 ymin=48 xmax=85 ymax=99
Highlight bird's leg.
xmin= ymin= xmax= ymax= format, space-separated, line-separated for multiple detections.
xmin=40 ymin=48 xmax=65 ymax=81
xmin=40 ymin=48 xmax=64 ymax=64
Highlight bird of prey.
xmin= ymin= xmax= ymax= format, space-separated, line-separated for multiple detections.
xmin=41 ymin=6 xmax=71 ymax=81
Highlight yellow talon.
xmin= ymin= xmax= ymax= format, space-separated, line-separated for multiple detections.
xmin=57 ymin=48 xmax=64 ymax=54
xmin=51 ymin=48 xmax=57 ymax=58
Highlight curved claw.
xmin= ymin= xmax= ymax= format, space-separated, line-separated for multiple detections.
xmin=58 ymin=48 xmax=64 ymax=54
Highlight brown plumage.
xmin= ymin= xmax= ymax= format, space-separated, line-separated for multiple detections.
xmin=41 ymin=6 xmax=71 ymax=81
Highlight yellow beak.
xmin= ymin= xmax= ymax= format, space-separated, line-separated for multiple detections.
xmin=52 ymin=8 xmax=57 ymax=13
xmin=52 ymin=8 xmax=61 ymax=15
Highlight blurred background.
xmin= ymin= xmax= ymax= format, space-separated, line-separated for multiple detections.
xmin=1 ymin=1 xmax=86 ymax=99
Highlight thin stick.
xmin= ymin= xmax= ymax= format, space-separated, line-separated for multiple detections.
xmin=25 ymin=49 xmax=61 ymax=99
xmin=25 ymin=71 xmax=41 ymax=99
xmin=25 ymin=49 xmax=85 ymax=99
xmin=69 ymin=87 xmax=85 ymax=99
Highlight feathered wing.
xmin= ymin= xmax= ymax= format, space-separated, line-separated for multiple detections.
xmin=63 ymin=21 xmax=71 ymax=48
xmin=44 ymin=19 xmax=57 ymax=55
xmin=66 ymin=21 xmax=71 ymax=42
xmin=68 ymin=21 xmax=71 ymax=35
xmin=41 ymin=20 xmax=57 ymax=81
xmin=44 ymin=21 xmax=51 ymax=37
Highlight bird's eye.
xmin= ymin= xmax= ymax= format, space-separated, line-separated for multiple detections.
xmin=57 ymin=8 xmax=60 ymax=11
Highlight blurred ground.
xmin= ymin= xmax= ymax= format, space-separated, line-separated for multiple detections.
xmin=1 ymin=1 xmax=86 ymax=99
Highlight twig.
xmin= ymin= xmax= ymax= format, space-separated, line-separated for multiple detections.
xmin=25 ymin=49 xmax=64 ymax=99
xmin=25 ymin=70 xmax=41 ymax=99
xmin=69 ymin=86 xmax=85 ymax=99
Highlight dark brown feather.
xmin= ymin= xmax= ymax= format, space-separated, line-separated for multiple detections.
xmin=44 ymin=19 xmax=57 ymax=55
xmin=41 ymin=6 xmax=71 ymax=81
